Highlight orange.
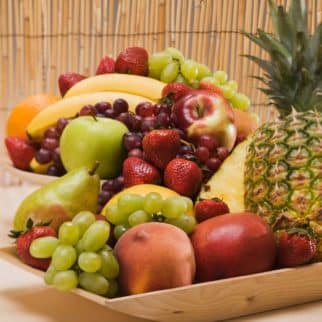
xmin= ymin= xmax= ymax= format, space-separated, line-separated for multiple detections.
xmin=6 ymin=93 xmax=60 ymax=139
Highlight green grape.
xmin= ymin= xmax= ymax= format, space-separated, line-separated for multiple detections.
xmin=164 ymin=47 xmax=185 ymax=63
xmin=104 ymin=204 xmax=127 ymax=225
xmin=106 ymin=279 xmax=119 ymax=298
xmin=219 ymin=84 xmax=235 ymax=99
xmin=113 ymin=224 xmax=129 ymax=240
xmin=160 ymin=61 xmax=179 ymax=83
xmin=148 ymin=52 xmax=173 ymax=79
xmin=79 ymin=272 xmax=109 ymax=296
xmin=101 ymin=244 xmax=113 ymax=252
xmin=196 ymin=63 xmax=212 ymax=80
xmin=181 ymin=59 xmax=199 ymax=83
xmin=44 ymin=265 xmax=57 ymax=285
xmin=143 ymin=192 xmax=163 ymax=215
xmin=29 ymin=236 xmax=59 ymax=259
xmin=58 ymin=221 xmax=80 ymax=246
xmin=99 ymin=248 xmax=119 ymax=279
xmin=227 ymin=79 xmax=238 ymax=91
xmin=230 ymin=92 xmax=250 ymax=110
xmin=128 ymin=210 xmax=150 ymax=227
xmin=180 ymin=196 xmax=194 ymax=214
xmin=200 ymin=76 xmax=220 ymax=87
xmin=78 ymin=252 xmax=102 ymax=273
xmin=213 ymin=70 xmax=228 ymax=84
xmin=162 ymin=196 xmax=188 ymax=219
xmin=175 ymin=73 xmax=189 ymax=85
xmin=72 ymin=211 xmax=96 ymax=236
xmin=117 ymin=193 xmax=144 ymax=217
xmin=81 ymin=220 xmax=111 ymax=252
xmin=52 ymin=245 xmax=77 ymax=271
xmin=75 ymin=239 xmax=84 ymax=255
xmin=167 ymin=214 xmax=197 ymax=234
xmin=53 ymin=270 xmax=78 ymax=292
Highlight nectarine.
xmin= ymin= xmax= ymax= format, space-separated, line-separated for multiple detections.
xmin=114 ymin=222 xmax=196 ymax=295
xmin=191 ymin=212 xmax=276 ymax=282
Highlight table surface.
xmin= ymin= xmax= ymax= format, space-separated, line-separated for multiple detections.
xmin=1 ymin=170 xmax=322 ymax=322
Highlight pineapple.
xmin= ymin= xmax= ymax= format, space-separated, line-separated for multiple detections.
xmin=243 ymin=0 xmax=322 ymax=258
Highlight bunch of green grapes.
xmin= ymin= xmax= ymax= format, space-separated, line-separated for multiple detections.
xmin=29 ymin=211 xmax=119 ymax=297
xmin=104 ymin=192 xmax=197 ymax=239
xmin=148 ymin=47 xmax=250 ymax=111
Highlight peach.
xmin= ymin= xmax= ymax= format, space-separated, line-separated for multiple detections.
xmin=114 ymin=222 xmax=196 ymax=295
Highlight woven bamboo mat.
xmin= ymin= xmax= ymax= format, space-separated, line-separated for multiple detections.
xmin=0 ymin=0 xmax=322 ymax=122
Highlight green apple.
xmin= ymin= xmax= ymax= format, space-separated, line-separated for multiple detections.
xmin=60 ymin=116 xmax=128 ymax=179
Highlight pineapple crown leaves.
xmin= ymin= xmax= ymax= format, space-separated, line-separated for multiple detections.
xmin=242 ymin=0 xmax=322 ymax=117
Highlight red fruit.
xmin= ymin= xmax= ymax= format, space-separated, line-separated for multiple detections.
xmin=115 ymin=47 xmax=149 ymax=76
xmin=96 ymin=56 xmax=115 ymax=75
xmin=5 ymin=137 xmax=35 ymax=170
xmin=198 ymin=82 xmax=224 ymax=96
xmin=161 ymin=82 xmax=192 ymax=102
xmin=195 ymin=198 xmax=230 ymax=223
xmin=122 ymin=156 xmax=161 ymax=187
xmin=58 ymin=72 xmax=87 ymax=97
xmin=12 ymin=224 xmax=57 ymax=271
xmin=142 ymin=129 xmax=181 ymax=169
xmin=164 ymin=158 xmax=202 ymax=197
xmin=277 ymin=231 xmax=317 ymax=268
xmin=191 ymin=212 xmax=276 ymax=282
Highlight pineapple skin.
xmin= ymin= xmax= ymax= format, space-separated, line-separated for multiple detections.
xmin=244 ymin=111 xmax=322 ymax=259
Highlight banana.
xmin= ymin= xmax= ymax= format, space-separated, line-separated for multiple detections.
xmin=27 ymin=91 xmax=154 ymax=140
xmin=64 ymin=73 xmax=166 ymax=101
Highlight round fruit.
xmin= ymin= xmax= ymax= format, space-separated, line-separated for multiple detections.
xmin=191 ymin=212 xmax=276 ymax=282
xmin=60 ymin=116 xmax=128 ymax=179
xmin=114 ymin=222 xmax=196 ymax=295
xmin=6 ymin=94 xmax=59 ymax=139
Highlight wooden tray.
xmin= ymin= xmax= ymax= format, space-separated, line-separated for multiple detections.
xmin=1 ymin=245 xmax=322 ymax=322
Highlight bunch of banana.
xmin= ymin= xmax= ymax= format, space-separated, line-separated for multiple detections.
xmin=27 ymin=74 xmax=166 ymax=140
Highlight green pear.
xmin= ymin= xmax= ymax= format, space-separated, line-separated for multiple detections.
xmin=13 ymin=164 xmax=100 ymax=231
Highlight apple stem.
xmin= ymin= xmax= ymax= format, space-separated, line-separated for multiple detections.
xmin=196 ymin=104 xmax=204 ymax=117
xmin=91 ymin=113 xmax=98 ymax=122
xmin=88 ymin=161 xmax=100 ymax=176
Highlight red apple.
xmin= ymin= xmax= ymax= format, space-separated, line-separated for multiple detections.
xmin=191 ymin=212 xmax=276 ymax=282
xmin=173 ymin=90 xmax=237 ymax=151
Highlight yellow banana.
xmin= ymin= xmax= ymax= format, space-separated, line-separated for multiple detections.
xmin=27 ymin=91 xmax=153 ymax=140
xmin=64 ymin=73 xmax=165 ymax=101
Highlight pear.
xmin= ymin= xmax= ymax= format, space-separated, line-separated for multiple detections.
xmin=13 ymin=164 xmax=100 ymax=231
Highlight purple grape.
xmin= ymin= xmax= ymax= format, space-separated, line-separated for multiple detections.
xmin=130 ymin=114 xmax=142 ymax=132
xmin=141 ymin=116 xmax=157 ymax=132
xmin=52 ymin=147 xmax=61 ymax=163
xmin=35 ymin=148 xmax=52 ymax=164
xmin=98 ymin=190 xmax=113 ymax=205
xmin=56 ymin=118 xmax=69 ymax=134
xmin=135 ymin=102 xmax=155 ymax=117
xmin=206 ymin=157 xmax=221 ymax=171
xmin=95 ymin=101 xmax=111 ymax=113
xmin=216 ymin=146 xmax=230 ymax=161
xmin=156 ymin=112 xmax=170 ymax=128
xmin=155 ymin=103 xmax=171 ymax=115
xmin=44 ymin=127 xmax=59 ymax=139
xmin=128 ymin=148 xmax=144 ymax=158
xmin=179 ymin=144 xmax=194 ymax=155
xmin=104 ymin=109 xmax=117 ymax=118
xmin=113 ymin=176 xmax=124 ymax=192
xmin=102 ymin=179 xmax=115 ymax=192
xmin=197 ymin=135 xmax=219 ymax=152
xmin=79 ymin=104 xmax=95 ymax=116
xmin=47 ymin=164 xmax=60 ymax=176
xmin=195 ymin=146 xmax=210 ymax=163
xmin=113 ymin=98 xmax=129 ymax=115
xmin=41 ymin=138 xmax=59 ymax=151
xmin=123 ymin=132 xmax=142 ymax=151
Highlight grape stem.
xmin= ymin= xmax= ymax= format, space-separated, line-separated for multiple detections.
xmin=88 ymin=161 xmax=100 ymax=176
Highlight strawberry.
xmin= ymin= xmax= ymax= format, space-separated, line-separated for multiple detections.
xmin=164 ymin=158 xmax=203 ymax=197
xmin=10 ymin=221 xmax=57 ymax=271
xmin=161 ymin=82 xmax=193 ymax=102
xmin=58 ymin=72 xmax=87 ymax=97
xmin=96 ymin=55 xmax=115 ymax=75
xmin=142 ymin=129 xmax=181 ymax=169
xmin=277 ymin=230 xmax=317 ymax=268
xmin=5 ymin=137 xmax=35 ymax=170
xmin=122 ymin=156 xmax=161 ymax=187
xmin=115 ymin=47 xmax=149 ymax=76
xmin=198 ymin=82 xmax=224 ymax=96
xmin=195 ymin=198 xmax=230 ymax=223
